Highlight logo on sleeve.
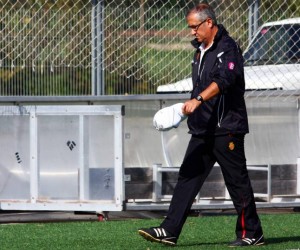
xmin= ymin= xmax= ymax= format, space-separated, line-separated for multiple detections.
xmin=228 ymin=62 xmax=235 ymax=70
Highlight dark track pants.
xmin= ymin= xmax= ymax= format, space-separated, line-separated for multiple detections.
xmin=160 ymin=134 xmax=263 ymax=239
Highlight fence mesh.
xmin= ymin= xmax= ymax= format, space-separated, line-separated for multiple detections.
xmin=0 ymin=0 xmax=299 ymax=97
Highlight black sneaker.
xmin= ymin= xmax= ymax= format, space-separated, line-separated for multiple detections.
xmin=138 ymin=227 xmax=177 ymax=246
xmin=229 ymin=235 xmax=265 ymax=247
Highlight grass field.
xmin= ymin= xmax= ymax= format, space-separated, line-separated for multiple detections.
xmin=0 ymin=213 xmax=299 ymax=250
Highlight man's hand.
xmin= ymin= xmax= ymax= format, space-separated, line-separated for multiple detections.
xmin=182 ymin=98 xmax=202 ymax=115
xmin=182 ymin=82 xmax=220 ymax=115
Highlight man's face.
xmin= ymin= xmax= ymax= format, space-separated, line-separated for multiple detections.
xmin=186 ymin=13 xmax=209 ymax=44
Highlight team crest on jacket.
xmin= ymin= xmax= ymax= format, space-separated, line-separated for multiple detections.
xmin=228 ymin=62 xmax=235 ymax=70
xmin=229 ymin=141 xmax=235 ymax=150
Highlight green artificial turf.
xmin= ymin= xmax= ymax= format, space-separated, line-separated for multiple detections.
xmin=0 ymin=213 xmax=299 ymax=249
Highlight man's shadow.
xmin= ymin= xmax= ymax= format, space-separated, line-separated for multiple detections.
xmin=266 ymin=236 xmax=300 ymax=244
xmin=178 ymin=236 xmax=300 ymax=248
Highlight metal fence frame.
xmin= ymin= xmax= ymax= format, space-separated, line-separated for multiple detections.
xmin=0 ymin=0 xmax=298 ymax=96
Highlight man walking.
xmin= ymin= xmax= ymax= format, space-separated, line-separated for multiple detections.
xmin=138 ymin=3 xmax=264 ymax=247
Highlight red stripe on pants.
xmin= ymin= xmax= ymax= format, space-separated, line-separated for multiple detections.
xmin=241 ymin=208 xmax=246 ymax=238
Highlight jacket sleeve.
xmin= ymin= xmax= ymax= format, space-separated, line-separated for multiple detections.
xmin=211 ymin=39 xmax=244 ymax=93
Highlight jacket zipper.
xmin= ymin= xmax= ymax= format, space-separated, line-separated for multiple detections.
xmin=199 ymin=62 xmax=205 ymax=81
xmin=199 ymin=50 xmax=225 ymax=128
xmin=217 ymin=95 xmax=225 ymax=127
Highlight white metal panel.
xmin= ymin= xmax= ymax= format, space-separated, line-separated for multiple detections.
xmin=0 ymin=105 xmax=124 ymax=212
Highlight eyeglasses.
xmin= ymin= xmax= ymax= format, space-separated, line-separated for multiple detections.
xmin=188 ymin=19 xmax=207 ymax=31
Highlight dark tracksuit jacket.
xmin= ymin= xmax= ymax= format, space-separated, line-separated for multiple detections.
xmin=188 ymin=24 xmax=249 ymax=135
xmin=161 ymin=25 xmax=263 ymax=240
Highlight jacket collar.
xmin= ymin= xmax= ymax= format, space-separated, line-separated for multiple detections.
xmin=191 ymin=24 xmax=228 ymax=49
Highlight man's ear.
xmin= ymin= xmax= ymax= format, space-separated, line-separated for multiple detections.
xmin=207 ymin=18 xmax=214 ymax=28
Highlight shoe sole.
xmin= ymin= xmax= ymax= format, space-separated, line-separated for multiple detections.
xmin=228 ymin=241 xmax=265 ymax=247
xmin=255 ymin=242 xmax=265 ymax=246
xmin=138 ymin=230 xmax=176 ymax=246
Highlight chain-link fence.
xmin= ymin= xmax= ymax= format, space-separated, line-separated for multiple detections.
xmin=0 ymin=0 xmax=299 ymax=97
